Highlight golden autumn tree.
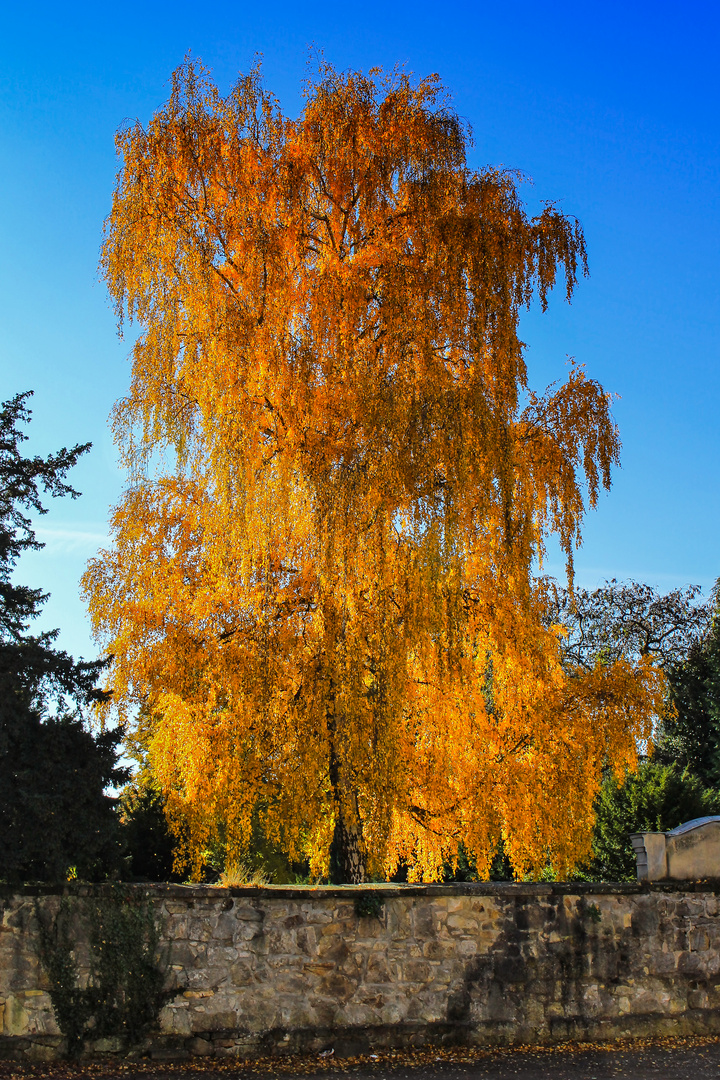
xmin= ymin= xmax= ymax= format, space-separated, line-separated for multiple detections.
xmin=84 ymin=59 xmax=666 ymax=883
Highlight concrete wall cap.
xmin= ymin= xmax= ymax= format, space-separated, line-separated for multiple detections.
xmin=667 ymin=816 xmax=720 ymax=836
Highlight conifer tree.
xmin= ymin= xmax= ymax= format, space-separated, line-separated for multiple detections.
xmin=0 ymin=392 xmax=126 ymax=882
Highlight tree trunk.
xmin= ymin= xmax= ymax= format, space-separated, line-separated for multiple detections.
xmin=327 ymin=704 xmax=366 ymax=884
xmin=329 ymin=810 xmax=366 ymax=884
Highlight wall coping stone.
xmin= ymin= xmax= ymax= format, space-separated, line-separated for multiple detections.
xmin=4 ymin=878 xmax=720 ymax=901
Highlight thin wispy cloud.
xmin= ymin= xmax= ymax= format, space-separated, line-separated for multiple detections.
xmin=33 ymin=527 xmax=109 ymax=554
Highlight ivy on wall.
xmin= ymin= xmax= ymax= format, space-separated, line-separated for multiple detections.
xmin=35 ymin=891 xmax=171 ymax=1057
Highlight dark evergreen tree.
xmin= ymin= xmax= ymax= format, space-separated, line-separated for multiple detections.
xmin=0 ymin=392 xmax=127 ymax=882
xmin=118 ymin=781 xmax=179 ymax=882
xmin=656 ymin=612 xmax=720 ymax=787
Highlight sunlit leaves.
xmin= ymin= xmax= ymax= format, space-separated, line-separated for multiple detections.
xmin=85 ymin=60 xmax=658 ymax=882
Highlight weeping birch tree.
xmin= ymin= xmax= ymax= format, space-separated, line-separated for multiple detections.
xmin=84 ymin=60 xmax=665 ymax=882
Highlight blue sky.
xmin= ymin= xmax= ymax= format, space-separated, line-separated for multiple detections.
xmin=2 ymin=0 xmax=719 ymax=663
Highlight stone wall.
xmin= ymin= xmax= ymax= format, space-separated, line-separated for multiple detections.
xmin=3 ymin=881 xmax=720 ymax=1060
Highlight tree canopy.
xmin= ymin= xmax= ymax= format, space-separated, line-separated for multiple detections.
xmin=655 ymin=584 xmax=720 ymax=787
xmin=548 ymin=579 xmax=714 ymax=673
xmin=84 ymin=60 xmax=665 ymax=882
xmin=0 ymin=393 xmax=126 ymax=882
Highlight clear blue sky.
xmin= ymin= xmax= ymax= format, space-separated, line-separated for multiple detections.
xmin=2 ymin=0 xmax=718 ymax=663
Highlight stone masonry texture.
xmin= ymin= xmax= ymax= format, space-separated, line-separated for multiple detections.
xmin=3 ymin=881 xmax=720 ymax=1060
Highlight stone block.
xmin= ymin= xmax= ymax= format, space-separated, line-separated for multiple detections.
xmin=631 ymin=902 xmax=659 ymax=936
xmin=236 ymin=922 xmax=264 ymax=942
xmin=678 ymin=951 xmax=705 ymax=976
xmin=317 ymin=935 xmax=349 ymax=964
xmin=446 ymin=914 xmax=478 ymax=932
xmin=215 ymin=1044 xmax=243 ymax=1058
xmin=300 ymin=904 xmax=333 ymax=925
xmin=689 ymin=929 xmax=710 ymax=952
xmin=423 ymin=938 xmax=455 ymax=960
xmin=494 ymin=955 xmax=527 ymax=983
xmin=274 ymin=973 xmax=308 ymax=994
xmin=264 ymin=930 xmax=297 ymax=956
xmin=233 ymin=905 xmax=263 ymax=922
xmin=380 ymin=1002 xmax=405 ymax=1024
xmin=188 ymin=1036 xmax=213 ymax=1055
xmin=194 ymin=1009 xmax=238 ymax=1032
xmin=163 ymin=902 xmax=190 ymax=915
xmin=687 ymin=989 xmax=709 ymax=1009
xmin=339 ymin=1002 xmax=381 ymax=1026
xmin=317 ymin=971 xmax=355 ymax=1002
xmin=309 ymin=998 xmax=338 ymax=1026
xmin=24 ymin=1041 xmax=57 ymax=1061
xmin=631 ymin=831 xmax=668 ymax=880
xmin=167 ymin=917 xmax=190 ymax=941
xmin=230 ymin=959 xmax=255 ymax=985
xmin=485 ymin=983 xmax=517 ymax=1022
xmin=545 ymin=1002 xmax=566 ymax=1018
xmin=89 ymin=1036 xmax=124 ymax=1053
xmin=386 ymin=901 xmax=411 ymax=939
xmin=3 ymin=996 xmax=29 ymax=1037
xmin=402 ymin=959 xmax=431 ymax=983
xmin=355 ymin=919 xmax=386 ymax=940
xmin=295 ymin=926 xmax=318 ymax=955
xmin=161 ymin=1005 xmax=192 ymax=1035
xmin=703 ymin=951 xmax=720 ymax=976
xmin=206 ymin=945 xmax=239 ymax=969
xmin=413 ymin=904 xmax=437 ymax=938
xmin=211 ymin=914 xmax=238 ymax=942
xmin=321 ymin=918 xmax=355 ymax=938
xmin=366 ymin=955 xmax=391 ymax=982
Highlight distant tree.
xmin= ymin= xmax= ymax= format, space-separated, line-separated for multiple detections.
xmin=2 ymin=706 xmax=127 ymax=882
xmin=548 ymin=579 xmax=712 ymax=672
xmin=114 ymin=709 xmax=180 ymax=882
xmin=0 ymin=392 xmax=127 ymax=882
xmin=549 ymin=577 xmax=720 ymax=775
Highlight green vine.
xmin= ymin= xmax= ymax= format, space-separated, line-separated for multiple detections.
xmin=583 ymin=901 xmax=602 ymax=924
xmin=35 ymin=891 xmax=170 ymax=1057
xmin=354 ymin=893 xmax=384 ymax=919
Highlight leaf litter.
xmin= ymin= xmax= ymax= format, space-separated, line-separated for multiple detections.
xmin=3 ymin=1035 xmax=720 ymax=1080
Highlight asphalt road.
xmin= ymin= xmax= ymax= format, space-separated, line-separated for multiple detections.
xmin=4 ymin=1038 xmax=720 ymax=1080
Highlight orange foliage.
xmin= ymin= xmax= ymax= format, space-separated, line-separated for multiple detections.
xmin=83 ymin=60 xmax=664 ymax=882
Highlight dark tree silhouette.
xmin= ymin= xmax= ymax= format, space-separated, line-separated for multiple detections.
xmin=0 ymin=392 xmax=127 ymax=882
